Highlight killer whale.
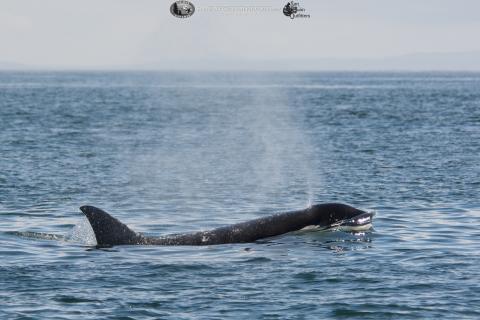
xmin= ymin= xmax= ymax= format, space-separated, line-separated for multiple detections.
xmin=80 ymin=203 xmax=373 ymax=247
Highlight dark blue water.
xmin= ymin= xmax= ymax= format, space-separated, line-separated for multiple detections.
xmin=1 ymin=71 xmax=479 ymax=319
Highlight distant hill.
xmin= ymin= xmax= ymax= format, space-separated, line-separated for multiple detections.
xmin=2 ymin=52 xmax=480 ymax=71
xmin=133 ymin=51 xmax=480 ymax=71
xmin=327 ymin=51 xmax=480 ymax=71
xmin=0 ymin=61 xmax=30 ymax=70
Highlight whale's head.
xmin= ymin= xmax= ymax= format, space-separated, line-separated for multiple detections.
xmin=310 ymin=203 xmax=374 ymax=231
xmin=335 ymin=211 xmax=374 ymax=231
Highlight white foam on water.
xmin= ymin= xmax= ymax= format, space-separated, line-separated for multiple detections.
xmin=65 ymin=217 xmax=97 ymax=246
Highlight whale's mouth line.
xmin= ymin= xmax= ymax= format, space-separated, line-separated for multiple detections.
xmin=297 ymin=211 xmax=375 ymax=233
xmin=322 ymin=211 xmax=375 ymax=232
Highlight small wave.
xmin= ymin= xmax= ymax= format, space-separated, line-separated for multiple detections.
xmin=240 ymin=257 xmax=272 ymax=263
xmin=53 ymin=295 xmax=101 ymax=304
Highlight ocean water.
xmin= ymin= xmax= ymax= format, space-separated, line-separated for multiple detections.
xmin=0 ymin=71 xmax=479 ymax=319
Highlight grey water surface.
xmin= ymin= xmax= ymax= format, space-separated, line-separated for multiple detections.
xmin=0 ymin=71 xmax=479 ymax=319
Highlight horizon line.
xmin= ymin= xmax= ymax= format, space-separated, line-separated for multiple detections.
xmin=2 ymin=68 xmax=480 ymax=73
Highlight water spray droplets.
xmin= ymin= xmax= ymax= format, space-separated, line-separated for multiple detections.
xmin=66 ymin=217 xmax=97 ymax=246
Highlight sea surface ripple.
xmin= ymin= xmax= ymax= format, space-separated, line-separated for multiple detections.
xmin=1 ymin=71 xmax=479 ymax=319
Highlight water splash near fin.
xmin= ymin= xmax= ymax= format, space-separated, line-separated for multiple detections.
xmin=65 ymin=216 xmax=97 ymax=246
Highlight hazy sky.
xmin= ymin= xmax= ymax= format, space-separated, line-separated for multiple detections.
xmin=1 ymin=0 xmax=480 ymax=69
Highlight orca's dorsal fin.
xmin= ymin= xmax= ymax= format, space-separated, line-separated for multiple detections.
xmin=80 ymin=205 xmax=142 ymax=246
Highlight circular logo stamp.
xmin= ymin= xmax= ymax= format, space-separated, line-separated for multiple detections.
xmin=170 ymin=1 xmax=195 ymax=18
xmin=283 ymin=2 xmax=297 ymax=17
xmin=283 ymin=1 xmax=310 ymax=19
